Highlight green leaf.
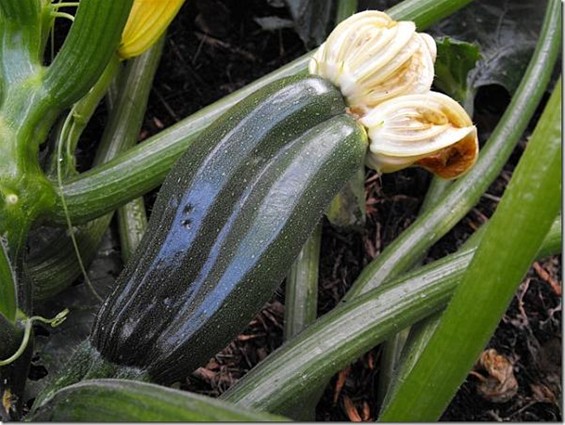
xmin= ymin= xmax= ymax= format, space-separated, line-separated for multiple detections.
xmin=31 ymin=379 xmax=289 ymax=422
xmin=283 ymin=0 xmax=336 ymax=48
xmin=431 ymin=0 xmax=548 ymax=98
xmin=433 ymin=37 xmax=481 ymax=104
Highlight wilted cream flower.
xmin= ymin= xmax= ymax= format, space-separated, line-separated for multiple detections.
xmin=119 ymin=0 xmax=186 ymax=59
xmin=360 ymin=91 xmax=478 ymax=179
xmin=309 ymin=11 xmax=436 ymax=114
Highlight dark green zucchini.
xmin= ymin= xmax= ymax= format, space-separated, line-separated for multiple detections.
xmin=34 ymin=75 xmax=367 ymax=404
xmin=93 ymin=114 xmax=366 ymax=384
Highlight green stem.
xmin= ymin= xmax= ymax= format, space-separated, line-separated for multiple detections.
xmin=284 ymin=222 xmax=322 ymax=339
xmin=0 ymin=10 xmax=45 ymax=91
xmin=379 ymin=77 xmax=562 ymax=422
xmin=220 ymin=218 xmax=561 ymax=414
xmin=29 ymin=38 xmax=165 ymax=300
xmin=343 ymin=0 xmax=562 ymax=300
xmin=376 ymin=175 xmax=454 ymax=405
xmin=387 ymin=0 xmax=474 ymax=29
xmin=49 ymin=0 xmax=475 ymax=225
xmin=47 ymin=55 xmax=122 ymax=177
xmin=95 ymin=36 xmax=166 ymax=165
xmin=380 ymin=222 xmax=487 ymax=412
xmin=0 ymin=0 xmax=40 ymax=24
xmin=43 ymin=0 xmax=133 ymax=109
xmin=117 ymin=198 xmax=148 ymax=263
xmin=101 ymin=38 xmax=165 ymax=262
xmin=31 ymin=379 xmax=289 ymax=422
xmin=335 ymin=0 xmax=358 ymax=23
xmin=0 ymin=236 xmax=17 ymax=322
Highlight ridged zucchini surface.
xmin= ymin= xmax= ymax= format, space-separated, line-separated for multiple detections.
xmin=83 ymin=75 xmax=368 ymax=384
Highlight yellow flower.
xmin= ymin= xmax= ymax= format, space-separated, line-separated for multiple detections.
xmin=119 ymin=0 xmax=186 ymax=59
xmin=360 ymin=92 xmax=478 ymax=179
xmin=309 ymin=11 xmax=436 ymax=115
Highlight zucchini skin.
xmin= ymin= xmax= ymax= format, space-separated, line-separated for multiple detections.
xmin=90 ymin=77 xmax=366 ymax=384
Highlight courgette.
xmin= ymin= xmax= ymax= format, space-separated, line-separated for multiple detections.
xmin=35 ymin=75 xmax=367 ymax=403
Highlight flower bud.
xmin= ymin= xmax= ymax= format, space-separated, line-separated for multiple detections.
xmin=119 ymin=0 xmax=185 ymax=59
xmin=361 ymin=91 xmax=478 ymax=179
xmin=309 ymin=11 xmax=436 ymax=114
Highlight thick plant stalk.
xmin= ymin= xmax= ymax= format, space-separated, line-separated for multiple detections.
xmin=31 ymin=379 xmax=288 ymax=422
xmin=42 ymin=0 xmax=133 ymax=108
xmin=284 ymin=222 xmax=322 ymax=340
xmin=387 ymin=0 xmax=473 ymax=29
xmin=379 ymin=77 xmax=562 ymax=422
xmin=335 ymin=0 xmax=358 ymax=23
xmin=46 ymin=57 xmax=122 ymax=178
xmin=117 ymin=198 xmax=148 ymax=263
xmin=50 ymin=0 xmax=476 ymax=225
xmin=27 ymin=57 xmax=122 ymax=301
xmin=29 ymin=39 xmax=165 ymax=300
xmin=282 ymin=223 xmax=322 ymax=420
xmin=0 ymin=237 xmax=17 ymax=323
xmin=380 ymin=224 xmax=487 ymax=411
xmin=220 ymin=218 xmax=561 ymax=414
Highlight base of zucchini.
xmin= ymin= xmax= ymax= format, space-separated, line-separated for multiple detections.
xmin=31 ymin=340 xmax=149 ymax=413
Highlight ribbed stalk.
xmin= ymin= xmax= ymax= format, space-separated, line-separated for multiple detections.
xmin=379 ymin=77 xmax=562 ymax=422
xmin=31 ymin=379 xmax=289 ymax=422
xmin=284 ymin=223 xmax=322 ymax=339
xmin=47 ymin=56 xmax=122 ymax=177
xmin=29 ymin=38 xmax=165 ymax=300
xmin=43 ymin=0 xmax=133 ymax=108
xmin=335 ymin=0 xmax=358 ymax=23
xmin=0 ymin=235 xmax=17 ymax=323
xmin=220 ymin=218 xmax=561 ymax=414
xmin=117 ymin=198 xmax=148 ymax=262
xmin=387 ymin=0 xmax=474 ymax=29
xmin=0 ymin=0 xmax=40 ymax=23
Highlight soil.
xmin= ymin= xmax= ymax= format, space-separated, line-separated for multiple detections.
xmin=50 ymin=0 xmax=564 ymax=421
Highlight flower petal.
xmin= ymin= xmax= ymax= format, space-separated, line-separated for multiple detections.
xmin=119 ymin=0 xmax=186 ymax=59
xmin=309 ymin=11 xmax=436 ymax=113
xmin=362 ymin=92 xmax=479 ymax=179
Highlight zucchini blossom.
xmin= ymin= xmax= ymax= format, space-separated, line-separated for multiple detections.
xmin=360 ymin=92 xmax=478 ymax=179
xmin=119 ymin=0 xmax=186 ymax=59
xmin=309 ymin=10 xmax=436 ymax=115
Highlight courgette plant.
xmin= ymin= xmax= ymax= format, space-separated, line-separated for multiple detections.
xmin=0 ymin=0 xmax=561 ymax=421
